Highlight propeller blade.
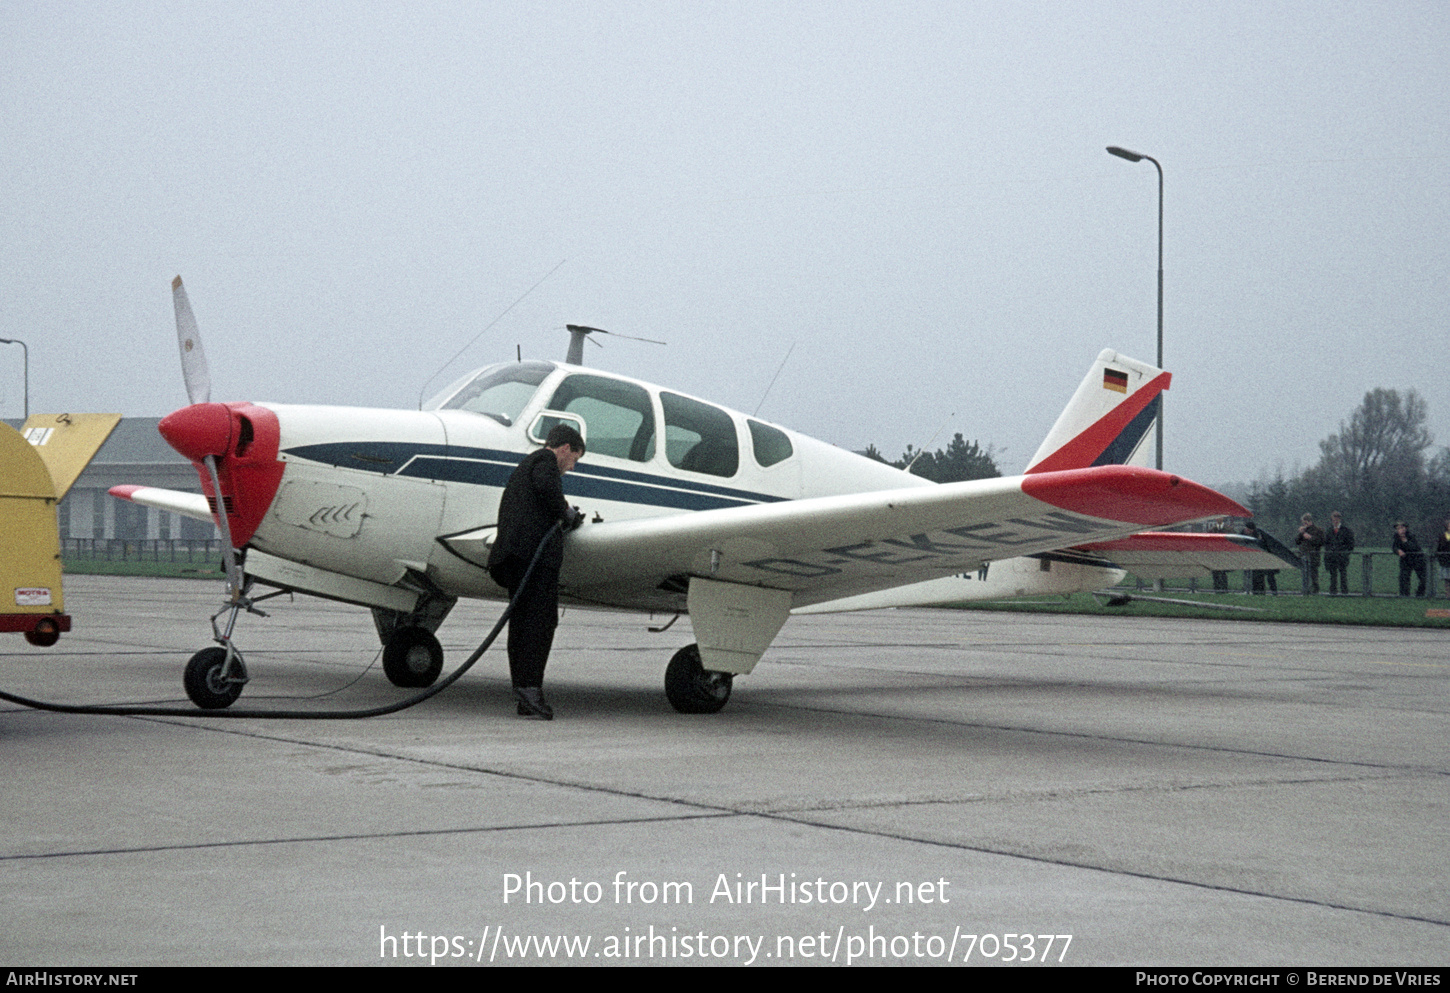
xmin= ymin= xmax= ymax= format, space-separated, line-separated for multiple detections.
xmin=172 ymin=275 xmax=211 ymax=405
xmin=172 ymin=278 xmax=243 ymax=599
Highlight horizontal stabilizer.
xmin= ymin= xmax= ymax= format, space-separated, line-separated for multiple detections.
xmin=1078 ymin=532 xmax=1299 ymax=581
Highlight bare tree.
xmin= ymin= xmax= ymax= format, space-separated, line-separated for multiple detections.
xmin=1311 ymin=388 xmax=1433 ymax=522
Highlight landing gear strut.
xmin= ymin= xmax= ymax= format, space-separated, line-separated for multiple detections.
xmin=664 ymin=643 xmax=733 ymax=714
xmin=373 ymin=594 xmax=453 ymax=689
xmin=181 ymin=577 xmax=273 ymax=710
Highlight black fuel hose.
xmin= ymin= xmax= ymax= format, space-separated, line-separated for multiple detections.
xmin=0 ymin=523 xmax=562 ymax=720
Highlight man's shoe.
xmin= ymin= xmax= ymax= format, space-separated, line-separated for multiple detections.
xmin=514 ymin=687 xmax=554 ymax=720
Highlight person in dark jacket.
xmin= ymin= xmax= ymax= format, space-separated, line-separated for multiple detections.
xmin=487 ymin=424 xmax=586 ymax=719
xmin=1295 ymin=513 xmax=1325 ymax=595
xmin=1391 ymin=522 xmax=1427 ymax=598
xmin=1323 ymin=511 xmax=1355 ymax=595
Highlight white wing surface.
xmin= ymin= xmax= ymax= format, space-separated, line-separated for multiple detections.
xmin=108 ymin=485 xmax=213 ymax=523
xmin=561 ymin=465 xmax=1246 ymax=609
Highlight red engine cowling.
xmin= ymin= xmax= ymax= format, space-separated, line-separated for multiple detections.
xmin=158 ymin=402 xmax=285 ymax=547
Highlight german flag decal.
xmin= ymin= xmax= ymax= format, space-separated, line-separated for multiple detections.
xmin=1103 ymin=368 xmax=1129 ymax=393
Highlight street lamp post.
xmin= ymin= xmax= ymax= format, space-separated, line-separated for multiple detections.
xmin=1106 ymin=145 xmax=1163 ymax=471
xmin=0 ymin=338 xmax=28 ymax=420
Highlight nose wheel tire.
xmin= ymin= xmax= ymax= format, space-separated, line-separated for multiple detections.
xmin=382 ymin=627 xmax=444 ymax=688
xmin=184 ymin=646 xmax=244 ymax=710
xmin=664 ymin=643 xmax=733 ymax=714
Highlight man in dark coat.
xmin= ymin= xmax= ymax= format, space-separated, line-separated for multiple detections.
xmin=1323 ymin=511 xmax=1355 ymax=595
xmin=1295 ymin=513 xmax=1325 ymax=595
xmin=1392 ymin=522 xmax=1427 ymax=598
xmin=487 ymin=424 xmax=585 ymax=719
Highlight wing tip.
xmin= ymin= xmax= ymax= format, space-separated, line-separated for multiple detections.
xmin=1023 ymin=466 xmax=1248 ymax=526
xmin=108 ymin=484 xmax=144 ymax=502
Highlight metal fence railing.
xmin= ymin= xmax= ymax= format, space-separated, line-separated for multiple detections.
xmin=1131 ymin=550 xmax=1445 ymax=599
xmin=62 ymin=538 xmax=226 ymax=565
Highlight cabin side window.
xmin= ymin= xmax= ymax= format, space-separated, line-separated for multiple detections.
xmin=661 ymin=392 xmax=739 ymax=478
xmin=546 ymin=374 xmax=656 ymax=462
xmin=748 ymin=419 xmax=793 ymax=467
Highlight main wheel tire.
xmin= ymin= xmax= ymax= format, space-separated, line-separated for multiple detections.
xmin=184 ymin=647 xmax=243 ymax=710
xmin=664 ymin=643 xmax=733 ymax=714
xmin=382 ymin=627 xmax=444 ymax=688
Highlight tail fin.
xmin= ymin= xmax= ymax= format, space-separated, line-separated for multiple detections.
xmin=1024 ymin=349 xmax=1168 ymax=474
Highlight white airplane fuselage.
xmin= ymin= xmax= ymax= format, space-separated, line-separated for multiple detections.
xmin=181 ymin=359 xmax=1121 ymax=618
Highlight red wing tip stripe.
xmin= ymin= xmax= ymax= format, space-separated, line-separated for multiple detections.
xmin=108 ymin=485 xmax=145 ymax=501
xmin=1021 ymin=467 xmax=1249 ymax=526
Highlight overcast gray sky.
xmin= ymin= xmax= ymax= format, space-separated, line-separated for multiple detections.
xmin=3 ymin=0 xmax=1446 ymax=488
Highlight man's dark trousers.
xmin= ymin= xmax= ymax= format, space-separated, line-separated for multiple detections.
xmin=503 ymin=566 xmax=559 ymax=688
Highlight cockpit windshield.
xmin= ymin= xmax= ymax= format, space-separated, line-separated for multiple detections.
xmin=425 ymin=361 xmax=556 ymax=425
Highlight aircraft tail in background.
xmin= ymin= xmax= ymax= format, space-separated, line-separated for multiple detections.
xmin=1024 ymin=349 xmax=1168 ymax=474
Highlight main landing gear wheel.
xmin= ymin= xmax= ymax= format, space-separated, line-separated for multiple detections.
xmin=184 ymin=647 xmax=244 ymax=710
xmin=664 ymin=643 xmax=733 ymax=714
xmin=382 ymin=627 xmax=444 ymax=688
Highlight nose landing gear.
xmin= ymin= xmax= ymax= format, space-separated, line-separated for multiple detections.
xmin=181 ymin=579 xmax=275 ymax=710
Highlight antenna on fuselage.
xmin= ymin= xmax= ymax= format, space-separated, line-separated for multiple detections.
xmin=563 ymin=324 xmax=667 ymax=367
xmin=565 ymin=325 xmax=600 ymax=364
xmin=414 ymin=258 xmax=567 ymax=409
xmin=903 ymin=413 xmax=955 ymax=474
xmin=753 ymin=341 xmax=796 ymax=416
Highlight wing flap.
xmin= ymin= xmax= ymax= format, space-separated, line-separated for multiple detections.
xmin=563 ymin=465 xmax=1246 ymax=608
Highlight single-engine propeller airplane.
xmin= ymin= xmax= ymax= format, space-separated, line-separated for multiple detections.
xmin=112 ymin=277 xmax=1258 ymax=713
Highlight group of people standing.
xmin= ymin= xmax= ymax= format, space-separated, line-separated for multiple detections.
xmin=1294 ymin=512 xmax=1450 ymax=598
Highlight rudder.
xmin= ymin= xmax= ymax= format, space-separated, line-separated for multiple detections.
xmin=1024 ymin=349 xmax=1168 ymax=474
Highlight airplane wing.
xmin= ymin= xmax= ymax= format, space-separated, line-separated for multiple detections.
xmin=108 ymin=485 xmax=213 ymax=523
xmin=1076 ymin=531 xmax=1299 ymax=582
xmin=559 ymin=466 xmax=1247 ymax=608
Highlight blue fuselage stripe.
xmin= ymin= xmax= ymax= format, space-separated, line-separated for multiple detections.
xmin=283 ymin=441 xmax=784 ymax=511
